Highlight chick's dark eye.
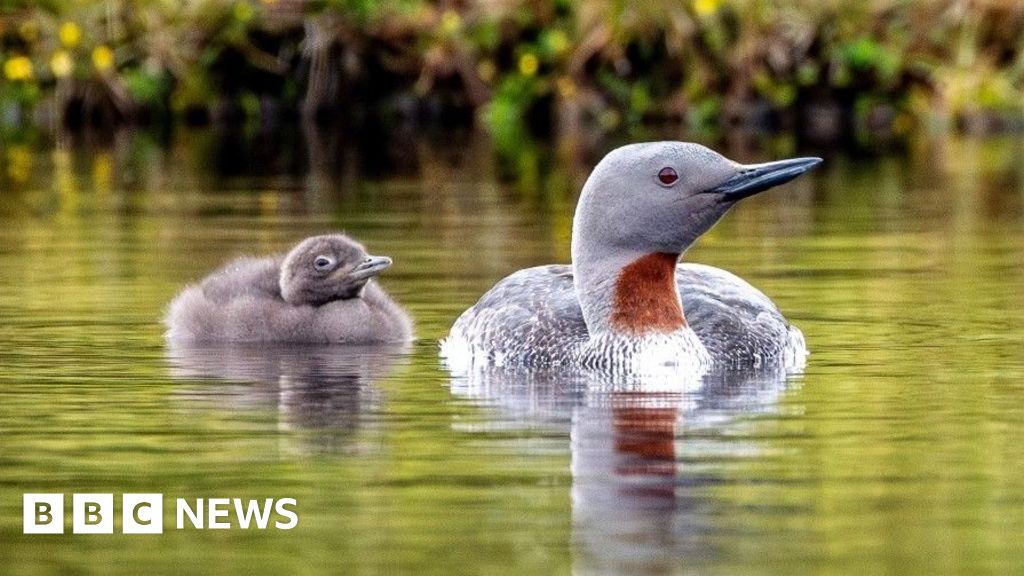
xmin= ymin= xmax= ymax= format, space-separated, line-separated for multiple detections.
xmin=313 ymin=256 xmax=334 ymax=270
xmin=658 ymin=167 xmax=678 ymax=185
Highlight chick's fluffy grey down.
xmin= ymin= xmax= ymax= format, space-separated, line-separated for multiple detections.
xmin=165 ymin=255 xmax=413 ymax=344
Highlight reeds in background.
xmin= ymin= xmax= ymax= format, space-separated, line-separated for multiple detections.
xmin=1 ymin=0 xmax=1022 ymax=141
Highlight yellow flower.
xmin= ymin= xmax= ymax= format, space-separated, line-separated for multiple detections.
xmin=518 ymin=53 xmax=539 ymax=77
xmin=92 ymin=45 xmax=115 ymax=72
xmin=3 ymin=56 xmax=34 ymax=81
xmin=59 ymin=22 xmax=81 ymax=49
xmin=547 ymin=30 xmax=570 ymax=56
xmin=441 ymin=10 xmax=461 ymax=35
xmin=693 ymin=0 xmax=721 ymax=17
xmin=50 ymin=51 xmax=73 ymax=78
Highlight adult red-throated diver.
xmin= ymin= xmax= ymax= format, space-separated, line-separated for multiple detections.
xmin=441 ymin=142 xmax=821 ymax=373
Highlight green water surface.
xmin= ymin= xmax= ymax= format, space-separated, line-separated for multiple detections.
xmin=1 ymin=129 xmax=1023 ymax=574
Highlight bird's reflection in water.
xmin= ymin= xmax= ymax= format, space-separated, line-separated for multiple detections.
xmin=166 ymin=343 xmax=410 ymax=455
xmin=447 ymin=366 xmax=797 ymax=574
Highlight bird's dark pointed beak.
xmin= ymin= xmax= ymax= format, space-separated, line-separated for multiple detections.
xmin=348 ymin=255 xmax=392 ymax=280
xmin=706 ymin=157 xmax=822 ymax=201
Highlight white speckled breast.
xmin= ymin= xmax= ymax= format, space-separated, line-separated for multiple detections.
xmin=440 ymin=263 xmax=808 ymax=375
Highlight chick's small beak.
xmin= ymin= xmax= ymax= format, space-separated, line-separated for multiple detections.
xmin=348 ymin=255 xmax=393 ymax=280
xmin=706 ymin=157 xmax=822 ymax=201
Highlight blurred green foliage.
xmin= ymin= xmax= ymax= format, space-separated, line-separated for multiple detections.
xmin=1 ymin=0 xmax=1022 ymax=137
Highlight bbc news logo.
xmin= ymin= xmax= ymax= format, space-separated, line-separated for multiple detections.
xmin=24 ymin=494 xmax=298 ymax=534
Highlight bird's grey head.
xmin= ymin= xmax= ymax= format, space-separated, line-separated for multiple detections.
xmin=279 ymin=234 xmax=393 ymax=306
xmin=572 ymin=142 xmax=822 ymax=262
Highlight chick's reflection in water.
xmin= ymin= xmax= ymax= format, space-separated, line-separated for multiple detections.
xmin=167 ymin=343 xmax=409 ymax=455
xmin=447 ymin=367 xmax=796 ymax=573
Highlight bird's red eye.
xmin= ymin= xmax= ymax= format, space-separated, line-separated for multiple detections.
xmin=658 ymin=167 xmax=678 ymax=185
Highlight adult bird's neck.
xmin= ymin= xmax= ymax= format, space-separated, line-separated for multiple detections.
xmin=611 ymin=252 xmax=687 ymax=334
xmin=573 ymin=250 xmax=687 ymax=337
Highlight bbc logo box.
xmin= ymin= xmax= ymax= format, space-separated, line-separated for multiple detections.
xmin=24 ymin=493 xmax=163 ymax=534
xmin=23 ymin=494 xmax=63 ymax=534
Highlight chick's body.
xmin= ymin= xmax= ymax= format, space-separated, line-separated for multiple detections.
xmin=165 ymin=235 xmax=413 ymax=344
